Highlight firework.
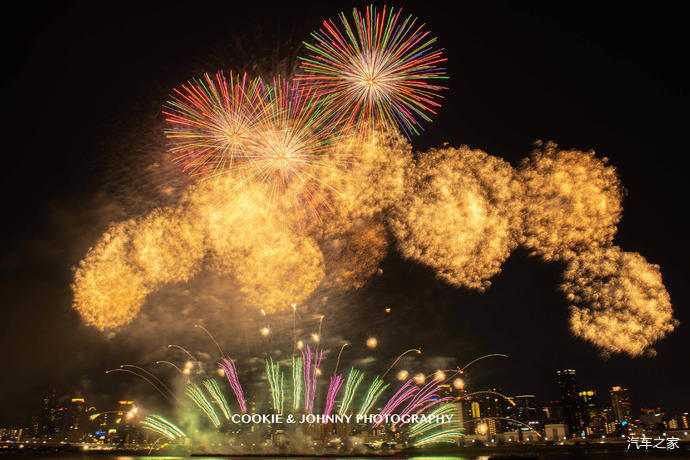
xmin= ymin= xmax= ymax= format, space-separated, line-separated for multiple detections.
xmin=72 ymin=221 xmax=151 ymax=330
xmin=394 ymin=379 xmax=451 ymax=428
xmin=219 ymin=357 xmax=247 ymax=412
xmin=339 ymin=368 xmax=364 ymax=415
xmin=323 ymin=374 xmax=344 ymax=416
xmin=301 ymin=344 xmax=324 ymax=413
xmin=141 ymin=414 xmax=186 ymax=440
xmin=132 ymin=207 xmax=205 ymax=285
xmin=374 ymin=380 xmax=418 ymax=426
xmin=412 ymin=427 xmax=464 ymax=446
xmin=292 ymin=356 xmax=303 ymax=410
xmin=298 ymin=4 xmax=447 ymax=137
xmin=185 ymin=384 xmax=221 ymax=427
xmin=561 ymin=246 xmax=677 ymax=357
xmin=359 ymin=375 xmax=388 ymax=415
xmin=265 ymin=358 xmax=285 ymax=414
xmin=199 ymin=183 xmax=326 ymax=313
xmin=202 ymin=379 xmax=232 ymax=420
xmin=163 ymin=71 xmax=267 ymax=176
xmin=408 ymin=402 xmax=459 ymax=437
xmin=390 ymin=146 xmax=522 ymax=290
xmin=319 ymin=217 xmax=389 ymax=290
xmin=239 ymin=76 xmax=349 ymax=222
xmin=519 ymin=141 xmax=624 ymax=261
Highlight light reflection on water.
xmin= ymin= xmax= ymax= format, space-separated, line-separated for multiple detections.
xmin=1 ymin=455 xmax=687 ymax=460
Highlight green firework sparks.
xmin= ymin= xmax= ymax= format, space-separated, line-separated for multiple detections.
xmin=186 ymin=383 xmax=221 ymax=427
xmin=339 ymin=368 xmax=363 ymax=415
xmin=265 ymin=357 xmax=285 ymax=414
xmin=359 ymin=375 xmax=389 ymax=415
xmin=203 ymin=378 xmax=232 ymax=420
xmin=410 ymin=402 xmax=462 ymax=446
xmin=292 ymin=356 xmax=303 ymax=410
xmin=140 ymin=414 xmax=186 ymax=440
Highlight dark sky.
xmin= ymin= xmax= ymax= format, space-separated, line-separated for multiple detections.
xmin=1 ymin=1 xmax=688 ymax=426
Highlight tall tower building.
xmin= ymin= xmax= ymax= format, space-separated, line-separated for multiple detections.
xmin=555 ymin=369 xmax=584 ymax=435
xmin=610 ymin=386 xmax=632 ymax=423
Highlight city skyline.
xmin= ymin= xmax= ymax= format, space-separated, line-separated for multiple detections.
xmin=3 ymin=366 xmax=689 ymax=449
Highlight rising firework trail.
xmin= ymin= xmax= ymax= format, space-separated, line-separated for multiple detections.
xmin=218 ymin=357 xmax=247 ymax=412
xmin=121 ymin=364 xmax=176 ymax=399
xmin=323 ymin=374 xmax=344 ymax=416
xmin=203 ymin=379 xmax=232 ymax=420
xmin=105 ymin=368 xmax=175 ymax=404
xmin=339 ymin=367 xmax=364 ymax=415
xmin=292 ymin=356 xmax=303 ymax=410
xmin=185 ymin=384 xmax=221 ymax=427
xmin=141 ymin=415 xmax=186 ymax=440
xmin=382 ymin=348 xmax=422 ymax=377
xmin=359 ymin=375 xmax=389 ymax=415
xmin=265 ymin=357 xmax=285 ymax=414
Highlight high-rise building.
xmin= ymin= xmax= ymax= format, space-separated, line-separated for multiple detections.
xmin=542 ymin=400 xmax=563 ymax=423
xmin=578 ymin=390 xmax=598 ymax=435
xmin=65 ymin=398 xmax=86 ymax=442
xmin=39 ymin=389 xmax=59 ymax=440
xmin=610 ymin=386 xmax=632 ymax=423
xmin=556 ymin=370 xmax=585 ymax=435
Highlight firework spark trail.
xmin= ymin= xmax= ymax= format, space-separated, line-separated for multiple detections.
xmin=359 ymin=376 xmax=388 ymax=415
xmin=382 ymin=348 xmax=421 ymax=378
xmin=301 ymin=345 xmax=313 ymax=413
xmin=163 ymin=71 xmax=268 ymax=176
xmin=373 ymin=379 xmax=418 ymax=426
xmin=298 ymin=4 xmax=447 ymax=137
xmin=121 ymin=364 xmax=175 ymax=399
xmin=323 ymin=374 xmax=344 ymax=416
xmin=105 ymin=369 xmax=175 ymax=404
xmin=203 ymin=379 xmax=232 ymax=420
xmin=292 ymin=356 xmax=303 ymax=410
xmin=309 ymin=348 xmax=325 ymax=413
xmin=561 ymin=246 xmax=677 ymax=357
xmin=412 ymin=427 xmax=463 ymax=446
xmin=394 ymin=379 xmax=447 ymax=427
xmin=185 ymin=384 xmax=221 ymax=427
xmin=265 ymin=358 xmax=285 ymax=414
xmin=339 ymin=368 xmax=364 ymax=415
xmin=300 ymin=344 xmax=324 ymax=413
xmin=390 ymin=146 xmax=522 ymax=291
xmin=141 ymin=415 xmax=186 ymax=440
xmin=408 ymin=402 xmax=459 ymax=437
xmin=219 ymin=357 xmax=247 ymax=412
xmin=411 ymin=396 xmax=455 ymax=420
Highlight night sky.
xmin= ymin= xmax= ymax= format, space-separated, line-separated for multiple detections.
xmin=1 ymin=1 xmax=688 ymax=426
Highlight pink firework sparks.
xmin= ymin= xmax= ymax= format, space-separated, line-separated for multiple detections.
xmin=219 ymin=357 xmax=247 ymax=413
xmin=323 ymin=374 xmax=344 ymax=416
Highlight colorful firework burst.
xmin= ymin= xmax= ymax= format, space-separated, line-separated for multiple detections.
xmin=242 ymin=77 xmax=348 ymax=220
xmin=163 ymin=71 xmax=268 ymax=176
xmin=298 ymin=4 xmax=448 ymax=137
